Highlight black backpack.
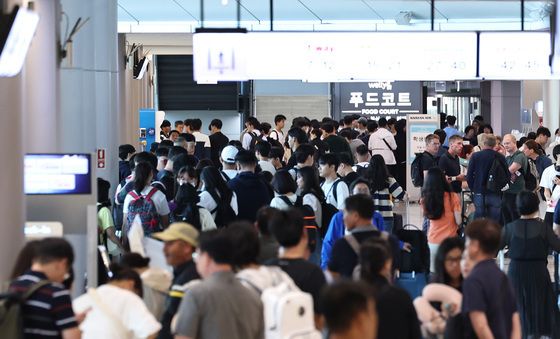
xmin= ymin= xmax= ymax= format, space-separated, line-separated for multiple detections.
xmin=248 ymin=132 xmax=265 ymax=151
xmin=411 ymin=153 xmax=425 ymax=187
xmin=354 ymin=164 xmax=369 ymax=179
xmin=208 ymin=190 xmax=237 ymax=228
xmin=278 ymin=195 xmax=319 ymax=252
xmin=394 ymin=224 xmax=430 ymax=273
xmin=486 ymin=154 xmax=510 ymax=193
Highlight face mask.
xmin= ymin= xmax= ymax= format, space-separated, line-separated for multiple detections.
xmin=556 ymin=136 xmax=560 ymax=143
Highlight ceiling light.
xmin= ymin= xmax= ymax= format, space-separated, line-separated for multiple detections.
xmin=221 ymin=0 xmax=229 ymax=6
xmin=0 ymin=6 xmax=39 ymax=77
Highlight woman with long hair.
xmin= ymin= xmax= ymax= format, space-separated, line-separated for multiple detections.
xmin=173 ymin=182 xmax=216 ymax=231
xmin=421 ymin=167 xmax=461 ymax=273
xmin=367 ymin=154 xmax=406 ymax=233
xmin=123 ymin=162 xmax=170 ymax=237
xmin=431 ymin=237 xmax=464 ymax=290
xmin=198 ymin=166 xmax=238 ymax=225
xmin=359 ymin=237 xmax=421 ymax=339
xmin=270 ymin=170 xmax=299 ymax=210
xmin=501 ymin=190 xmax=560 ymax=338
xmin=296 ymin=166 xmax=324 ymax=227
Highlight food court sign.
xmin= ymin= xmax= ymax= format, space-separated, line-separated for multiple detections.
xmin=333 ymin=81 xmax=423 ymax=119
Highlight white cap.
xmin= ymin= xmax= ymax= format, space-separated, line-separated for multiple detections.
xmin=221 ymin=145 xmax=239 ymax=164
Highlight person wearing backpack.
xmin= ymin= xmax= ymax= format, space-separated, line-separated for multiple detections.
xmin=466 ymin=134 xmax=509 ymax=223
xmin=502 ymin=134 xmax=528 ymax=225
xmin=270 ymin=170 xmax=300 ymax=210
xmin=7 ymin=238 xmax=83 ymax=339
xmin=123 ymin=162 xmax=170 ymax=239
xmin=173 ymin=183 xmax=216 ymax=231
xmin=198 ymin=166 xmax=237 ymax=227
xmin=319 ymin=153 xmax=350 ymax=211
xmin=241 ymin=117 xmax=262 ymax=151
xmin=296 ymin=166 xmax=325 ymax=231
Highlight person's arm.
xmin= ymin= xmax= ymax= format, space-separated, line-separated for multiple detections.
xmin=510 ymin=312 xmax=521 ymax=339
xmin=160 ymin=214 xmax=170 ymax=228
xmin=62 ymin=328 xmax=81 ymax=339
xmin=336 ymin=183 xmax=350 ymax=210
xmin=466 ymin=155 xmax=475 ymax=189
xmin=321 ymin=212 xmax=343 ymax=270
xmin=554 ymin=202 xmax=560 ymax=236
xmin=105 ymin=226 xmax=124 ymax=250
xmin=388 ymin=177 xmax=405 ymax=200
xmin=508 ymin=161 xmax=521 ymax=175
xmin=469 ymin=311 xmax=495 ymax=339
xmin=388 ymin=135 xmax=397 ymax=150
xmin=544 ymin=220 xmax=560 ymax=251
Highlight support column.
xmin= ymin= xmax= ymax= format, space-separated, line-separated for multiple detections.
xmin=0 ymin=0 xmax=25 ymax=284
xmin=543 ymin=80 xmax=560 ymax=131
xmin=23 ymin=0 xmax=60 ymax=153
xmin=490 ymin=81 xmax=522 ymax=135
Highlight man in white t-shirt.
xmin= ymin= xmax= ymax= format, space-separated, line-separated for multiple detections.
xmin=254 ymin=142 xmax=276 ymax=175
xmin=242 ymin=117 xmax=261 ymax=150
xmin=190 ymin=118 xmax=211 ymax=159
xmin=73 ymin=268 xmax=161 ymax=339
xmin=540 ymin=147 xmax=560 ymax=226
xmin=368 ymin=117 xmax=397 ymax=168
xmin=319 ymin=153 xmax=349 ymax=210
xmin=269 ymin=114 xmax=286 ymax=146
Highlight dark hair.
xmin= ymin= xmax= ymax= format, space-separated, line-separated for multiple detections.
xmin=235 ymin=149 xmax=258 ymax=167
xmin=149 ymin=142 xmax=160 ymax=154
xmin=350 ymin=178 xmax=370 ymax=192
xmin=338 ymin=152 xmax=353 ymax=166
xmin=199 ymin=229 xmax=234 ymax=264
xmin=97 ymin=178 xmax=111 ymax=207
xmin=321 ymin=281 xmax=375 ymax=334
xmin=256 ymin=206 xmax=278 ymax=237
xmin=269 ymin=208 xmax=304 ymax=248
xmin=432 ymin=237 xmax=464 ymax=286
xmin=209 ymin=118 xmax=223 ymax=130
xmin=34 ymin=237 xmax=74 ymax=266
xmin=118 ymin=144 xmax=136 ymax=160
xmin=294 ymin=143 xmax=315 ymax=164
xmin=287 ymin=127 xmax=308 ymax=145
xmin=228 ymin=140 xmax=243 ymax=149
xmin=339 ymin=129 xmax=355 ymax=141
xmin=184 ymin=119 xmax=192 ymax=128
xmin=359 ymin=237 xmax=392 ymax=286
xmin=527 ymin=132 xmax=537 ymax=140
xmin=200 ymin=166 xmax=233 ymax=205
xmin=321 ymin=122 xmax=335 ymax=134
xmin=310 ymin=128 xmax=322 ymax=139
xmin=524 ymin=139 xmax=542 ymax=155
xmin=464 ymin=125 xmax=475 ymax=135
xmin=297 ymin=166 xmax=325 ymax=201
xmin=319 ymin=153 xmax=340 ymax=170
xmin=108 ymin=263 xmax=143 ymax=297
xmin=343 ymin=115 xmax=355 ymax=126
xmin=160 ymin=140 xmax=174 ymax=148
xmin=172 ymin=154 xmax=198 ymax=175
xmin=245 ymin=117 xmax=260 ymax=129
xmin=180 ymin=133 xmax=196 ymax=143
xmin=261 ymin=122 xmax=272 ymax=135
xmin=537 ymin=127 xmax=551 ymax=138
xmin=517 ymin=190 xmax=540 ymax=215
xmin=446 ymin=115 xmax=457 ymax=126
xmin=119 ymin=252 xmax=151 ymax=269
xmin=191 ymin=118 xmax=202 ymax=131
xmin=155 ymin=147 xmax=169 ymax=158
xmin=269 ymin=146 xmax=284 ymax=160
xmin=227 ymin=222 xmax=260 ymax=268
xmin=473 ymin=115 xmax=484 ymax=122
xmin=356 ymin=144 xmax=369 ymax=157
xmin=274 ymin=114 xmax=287 ymax=124
xmin=10 ymin=240 xmax=40 ymax=279
xmin=367 ymin=154 xmax=390 ymax=191
xmin=422 ymin=167 xmax=452 ymax=220
xmin=175 ymin=120 xmax=184 ymax=127
xmin=134 ymin=151 xmax=157 ymax=172
xmin=160 ymin=120 xmax=171 ymax=128
xmin=366 ymin=120 xmax=378 ymax=133
xmin=174 ymin=182 xmax=202 ymax=230
xmin=465 ymin=219 xmax=501 ymax=255
xmin=133 ymin=162 xmax=153 ymax=194
xmin=170 ymin=130 xmax=180 ymax=137
xmin=433 ymin=129 xmax=447 ymax=145
xmin=255 ymin=141 xmax=271 ymax=158
xmin=378 ymin=118 xmax=388 ymax=127
xmin=344 ymin=194 xmax=374 ymax=220
xmin=272 ymin=170 xmax=297 ymax=195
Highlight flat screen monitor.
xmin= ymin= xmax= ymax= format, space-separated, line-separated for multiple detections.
xmin=25 ymin=153 xmax=92 ymax=195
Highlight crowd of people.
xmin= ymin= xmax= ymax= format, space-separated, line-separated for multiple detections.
xmin=5 ymin=113 xmax=560 ymax=339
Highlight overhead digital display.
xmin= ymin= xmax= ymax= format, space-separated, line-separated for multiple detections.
xmin=479 ymin=32 xmax=553 ymax=79
xmin=24 ymin=154 xmax=92 ymax=195
xmin=193 ymin=32 xmax=478 ymax=82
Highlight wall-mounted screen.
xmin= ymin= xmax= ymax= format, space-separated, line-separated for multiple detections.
xmin=25 ymin=154 xmax=92 ymax=195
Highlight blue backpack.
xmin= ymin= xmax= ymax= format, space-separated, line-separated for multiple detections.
xmin=127 ymin=187 xmax=161 ymax=236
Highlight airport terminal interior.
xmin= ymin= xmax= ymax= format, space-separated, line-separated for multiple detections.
xmin=3 ymin=0 xmax=560 ymax=338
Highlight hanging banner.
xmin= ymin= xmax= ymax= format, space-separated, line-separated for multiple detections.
xmin=333 ymin=81 xmax=423 ymax=120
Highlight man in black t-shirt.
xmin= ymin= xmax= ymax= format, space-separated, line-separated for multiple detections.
xmin=421 ymin=134 xmax=441 ymax=178
xmin=462 ymin=219 xmax=520 ymax=338
xmin=438 ymin=135 xmax=465 ymax=193
xmin=267 ymin=208 xmax=327 ymax=326
xmin=208 ymin=119 xmax=229 ymax=168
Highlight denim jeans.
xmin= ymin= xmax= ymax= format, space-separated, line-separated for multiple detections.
xmin=473 ymin=192 xmax=502 ymax=224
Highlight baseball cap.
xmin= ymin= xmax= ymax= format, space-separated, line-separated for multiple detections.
xmin=152 ymin=222 xmax=199 ymax=247
xmin=221 ymin=145 xmax=239 ymax=164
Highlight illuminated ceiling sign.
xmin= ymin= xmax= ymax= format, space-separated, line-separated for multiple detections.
xmin=193 ymin=32 xmax=478 ymax=82
xmin=479 ymin=32 xmax=553 ymax=79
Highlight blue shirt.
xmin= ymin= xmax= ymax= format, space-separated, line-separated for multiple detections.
xmin=443 ymin=126 xmax=460 ymax=147
xmin=321 ymin=210 xmax=384 ymax=270
xmin=554 ymin=201 xmax=560 ymax=226
xmin=466 ymin=149 xmax=508 ymax=194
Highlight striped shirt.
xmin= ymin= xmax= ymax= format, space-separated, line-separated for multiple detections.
xmin=9 ymin=271 xmax=77 ymax=339
xmin=371 ymin=177 xmax=405 ymax=218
